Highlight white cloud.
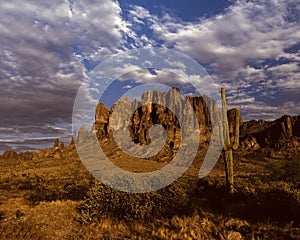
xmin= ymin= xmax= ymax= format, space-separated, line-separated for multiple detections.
xmin=0 ymin=0 xmax=131 ymax=152
xmin=0 ymin=0 xmax=128 ymax=109
xmin=122 ymin=85 xmax=133 ymax=89
xmin=147 ymin=0 xmax=299 ymax=79
xmin=1 ymin=0 xmax=299 ymax=152
xmin=126 ymin=0 xmax=299 ymax=120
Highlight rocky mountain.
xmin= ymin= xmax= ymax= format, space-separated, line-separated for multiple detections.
xmin=93 ymin=87 xmax=299 ymax=158
xmin=93 ymin=87 xmax=224 ymax=150
xmin=0 ymin=139 xmax=75 ymax=161
xmin=1 ymin=87 xmax=299 ymax=160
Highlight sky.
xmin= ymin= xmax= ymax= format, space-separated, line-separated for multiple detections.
xmin=0 ymin=0 xmax=299 ymax=153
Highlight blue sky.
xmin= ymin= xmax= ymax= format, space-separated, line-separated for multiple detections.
xmin=119 ymin=0 xmax=233 ymax=21
xmin=0 ymin=0 xmax=299 ymax=152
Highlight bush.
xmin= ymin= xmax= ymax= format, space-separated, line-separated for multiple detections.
xmin=194 ymin=176 xmax=300 ymax=224
xmin=268 ymin=157 xmax=300 ymax=184
xmin=23 ymin=175 xmax=91 ymax=204
xmin=77 ymin=177 xmax=197 ymax=223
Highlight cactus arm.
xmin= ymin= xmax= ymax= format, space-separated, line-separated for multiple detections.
xmin=232 ymin=109 xmax=240 ymax=150
xmin=221 ymin=87 xmax=231 ymax=149
xmin=218 ymin=121 xmax=227 ymax=150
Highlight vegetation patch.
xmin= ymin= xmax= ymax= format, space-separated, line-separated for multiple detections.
xmin=76 ymin=177 xmax=198 ymax=223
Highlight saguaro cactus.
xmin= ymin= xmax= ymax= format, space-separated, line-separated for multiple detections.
xmin=221 ymin=87 xmax=240 ymax=193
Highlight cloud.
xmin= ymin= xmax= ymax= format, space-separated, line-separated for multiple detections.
xmin=126 ymin=0 xmax=299 ymax=120
xmin=0 ymin=123 xmax=72 ymax=152
xmin=122 ymin=85 xmax=133 ymax=89
xmin=0 ymin=0 xmax=130 ymax=152
xmin=144 ymin=0 xmax=299 ymax=78
xmin=1 ymin=0 xmax=299 ymax=152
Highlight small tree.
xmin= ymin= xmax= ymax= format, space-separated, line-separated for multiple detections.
xmin=220 ymin=87 xmax=240 ymax=193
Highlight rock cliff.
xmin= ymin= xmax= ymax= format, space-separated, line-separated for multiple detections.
xmin=92 ymin=87 xmax=299 ymax=158
xmin=240 ymin=115 xmax=300 ymax=157
xmin=93 ymin=87 xmax=223 ymax=149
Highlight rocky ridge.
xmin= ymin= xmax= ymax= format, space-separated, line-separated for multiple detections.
xmin=240 ymin=115 xmax=300 ymax=157
xmin=94 ymin=87 xmax=224 ymax=149
xmin=93 ymin=87 xmax=299 ymax=158
xmin=1 ymin=88 xmax=299 ymax=160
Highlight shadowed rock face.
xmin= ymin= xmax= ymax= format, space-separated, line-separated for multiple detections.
xmin=239 ymin=115 xmax=300 ymax=157
xmin=240 ymin=115 xmax=300 ymax=148
xmin=93 ymin=87 xmax=223 ymax=148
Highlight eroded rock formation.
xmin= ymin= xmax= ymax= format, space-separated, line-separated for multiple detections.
xmin=93 ymin=87 xmax=223 ymax=148
xmin=92 ymin=87 xmax=299 ymax=158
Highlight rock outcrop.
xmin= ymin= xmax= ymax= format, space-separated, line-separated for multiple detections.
xmin=240 ymin=115 xmax=300 ymax=157
xmin=1 ymin=150 xmax=18 ymax=160
xmin=92 ymin=87 xmax=299 ymax=158
xmin=17 ymin=151 xmax=34 ymax=161
xmin=240 ymin=115 xmax=300 ymax=147
xmin=93 ymin=87 xmax=224 ymax=148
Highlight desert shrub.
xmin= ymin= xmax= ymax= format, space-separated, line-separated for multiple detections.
xmin=0 ymin=180 xmax=11 ymax=191
xmin=261 ymin=182 xmax=300 ymax=206
xmin=256 ymin=181 xmax=300 ymax=223
xmin=194 ymin=176 xmax=300 ymax=224
xmin=23 ymin=175 xmax=91 ymax=204
xmin=268 ymin=157 xmax=300 ymax=185
xmin=18 ymin=179 xmax=34 ymax=190
xmin=77 ymin=177 xmax=197 ymax=223
xmin=234 ymin=180 xmax=300 ymax=223
xmin=193 ymin=177 xmax=227 ymax=211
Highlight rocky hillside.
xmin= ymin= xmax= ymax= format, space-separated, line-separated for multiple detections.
xmin=93 ymin=87 xmax=299 ymax=158
xmin=240 ymin=115 xmax=300 ymax=157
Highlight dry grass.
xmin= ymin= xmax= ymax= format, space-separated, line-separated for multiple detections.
xmin=0 ymin=145 xmax=299 ymax=239
xmin=0 ymin=200 xmax=77 ymax=239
